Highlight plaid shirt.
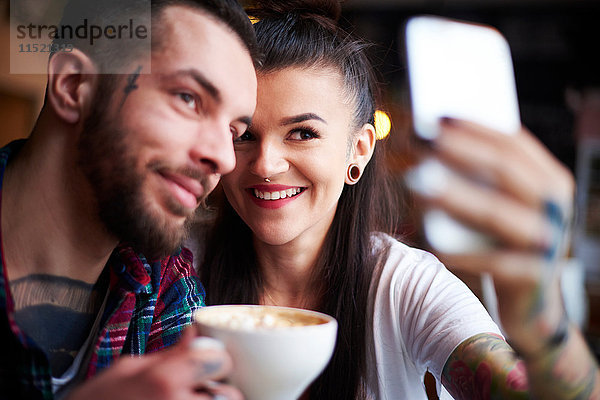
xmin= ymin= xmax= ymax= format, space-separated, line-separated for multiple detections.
xmin=0 ymin=140 xmax=206 ymax=399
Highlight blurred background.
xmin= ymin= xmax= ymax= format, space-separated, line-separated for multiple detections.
xmin=336 ymin=0 xmax=600 ymax=357
xmin=1 ymin=0 xmax=599 ymax=386
xmin=335 ymin=2 xmax=600 ymax=388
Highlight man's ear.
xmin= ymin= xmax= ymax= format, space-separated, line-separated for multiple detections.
xmin=47 ymin=49 xmax=99 ymax=125
xmin=345 ymin=123 xmax=376 ymax=185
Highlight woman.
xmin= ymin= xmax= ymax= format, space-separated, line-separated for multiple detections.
xmin=199 ymin=0 xmax=598 ymax=398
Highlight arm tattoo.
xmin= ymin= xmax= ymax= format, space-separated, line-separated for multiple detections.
xmin=442 ymin=333 xmax=529 ymax=400
xmin=523 ymin=327 xmax=600 ymax=400
xmin=442 ymin=332 xmax=600 ymax=399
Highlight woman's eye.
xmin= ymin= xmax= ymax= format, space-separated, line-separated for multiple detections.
xmin=234 ymin=130 xmax=254 ymax=142
xmin=289 ymin=128 xmax=319 ymax=141
xmin=178 ymin=93 xmax=197 ymax=110
xmin=230 ymin=126 xmax=247 ymax=141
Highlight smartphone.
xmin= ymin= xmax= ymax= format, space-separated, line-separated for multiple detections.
xmin=404 ymin=15 xmax=521 ymax=253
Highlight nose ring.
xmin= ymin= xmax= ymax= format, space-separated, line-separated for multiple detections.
xmin=264 ymin=178 xmax=271 ymax=183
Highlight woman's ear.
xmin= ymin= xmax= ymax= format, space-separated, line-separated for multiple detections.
xmin=46 ymin=49 xmax=99 ymax=125
xmin=345 ymin=123 xmax=376 ymax=185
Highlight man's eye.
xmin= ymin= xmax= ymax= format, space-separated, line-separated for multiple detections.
xmin=178 ymin=93 xmax=197 ymax=110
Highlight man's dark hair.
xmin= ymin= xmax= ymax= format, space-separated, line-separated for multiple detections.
xmin=152 ymin=0 xmax=260 ymax=67
xmin=52 ymin=0 xmax=260 ymax=72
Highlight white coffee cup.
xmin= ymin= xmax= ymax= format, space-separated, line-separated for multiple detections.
xmin=193 ymin=305 xmax=338 ymax=400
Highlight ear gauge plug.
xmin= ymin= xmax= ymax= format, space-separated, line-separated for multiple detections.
xmin=347 ymin=164 xmax=361 ymax=183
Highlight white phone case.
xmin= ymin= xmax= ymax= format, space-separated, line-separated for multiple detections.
xmin=404 ymin=15 xmax=521 ymax=254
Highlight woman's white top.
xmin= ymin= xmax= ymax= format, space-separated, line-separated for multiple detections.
xmin=365 ymin=233 xmax=502 ymax=399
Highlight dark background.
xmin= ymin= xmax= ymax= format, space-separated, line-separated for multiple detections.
xmin=341 ymin=0 xmax=600 ymax=173
xmin=339 ymin=0 xmax=600 ymax=366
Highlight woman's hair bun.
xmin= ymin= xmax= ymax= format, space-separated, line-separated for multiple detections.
xmin=248 ymin=0 xmax=342 ymax=23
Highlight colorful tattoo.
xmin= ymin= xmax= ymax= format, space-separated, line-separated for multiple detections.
xmin=442 ymin=331 xmax=600 ymax=399
xmin=442 ymin=333 xmax=528 ymax=400
xmin=525 ymin=327 xmax=600 ymax=400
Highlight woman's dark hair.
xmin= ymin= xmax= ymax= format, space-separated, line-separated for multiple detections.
xmin=248 ymin=0 xmax=376 ymax=129
xmin=201 ymin=1 xmax=399 ymax=398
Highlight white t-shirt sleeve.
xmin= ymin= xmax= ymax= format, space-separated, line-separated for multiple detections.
xmin=370 ymin=234 xmax=502 ymax=396
xmin=400 ymin=253 xmax=500 ymax=378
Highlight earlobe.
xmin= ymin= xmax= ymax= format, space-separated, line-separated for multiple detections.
xmin=344 ymin=123 xmax=376 ymax=185
xmin=47 ymin=49 xmax=98 ymax=125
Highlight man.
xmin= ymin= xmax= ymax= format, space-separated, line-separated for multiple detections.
xmin=1 ymin=0 xmax=257 ymax=398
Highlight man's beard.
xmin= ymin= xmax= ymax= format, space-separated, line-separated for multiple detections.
xmin=78 ymin=82 xmax=196 ymax=260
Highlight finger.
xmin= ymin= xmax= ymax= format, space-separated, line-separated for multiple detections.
xmin=105 ymin=352 xmax=154 ymax=376
xmin=407 ymin=159 xmax=551 ymax=250
xmin=210 ymin=383 xmax=244 ymax=400
xmin=440 ymin=250 xmax=544 ymax=286
xmin=195 ymin=381 xmax=244 ymax=400
xmin=189 ymin=390 xmax=228 ymax=400
xmin=191 ymin=386 xmax=232 ymax=400
xmin=177 ymin=325 xmax=197 ymax=347
xmin=438 ymin=118 xmax=558 ymax=173
xmin=188 ymin=337 xmax=234 ymax=384
xmin=434 ymin=118 xmax=574 ymax=207
xmin=153 ymin=334 xmax=233 ymax=391
xmin=434 ymin=119 xmax=547 ymax=206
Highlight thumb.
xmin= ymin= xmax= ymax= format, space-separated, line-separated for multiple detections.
xmin=176 ymin=326 xmax=197 ymax=349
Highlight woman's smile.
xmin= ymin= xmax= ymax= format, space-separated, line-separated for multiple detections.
xmin=221 ymin=66 xmax=354 ymax=246
xmin=247 ymin=184 xmax=307 ymax=209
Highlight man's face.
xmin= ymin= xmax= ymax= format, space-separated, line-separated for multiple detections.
xmin=79 ymin=6 xmax=257 ymax=258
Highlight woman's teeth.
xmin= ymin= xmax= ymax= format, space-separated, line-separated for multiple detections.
xmin=253 ymin=187 xmax=304 ymax=200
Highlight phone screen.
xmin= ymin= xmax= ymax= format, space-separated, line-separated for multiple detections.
xmin=405 ymin=15 xmax=521 ymax=140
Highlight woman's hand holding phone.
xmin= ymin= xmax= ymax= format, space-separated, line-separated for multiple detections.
xmin=404 ymin=16 xmax=600 ymax=398
xmin=404 ymin=14 xmax=574 ymax=350
xmin=415 ymin=118 xmax=574 ymax=352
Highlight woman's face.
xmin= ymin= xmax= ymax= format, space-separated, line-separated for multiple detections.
xmin=221 ymin=66 xmax=358 ymax=246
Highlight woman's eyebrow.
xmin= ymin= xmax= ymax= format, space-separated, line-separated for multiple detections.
xmin=280 ymin=113 xmax=327 ymax=126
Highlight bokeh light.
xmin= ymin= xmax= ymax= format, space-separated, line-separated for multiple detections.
xmin=374 ymin=110 xmax=391 ymax=139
